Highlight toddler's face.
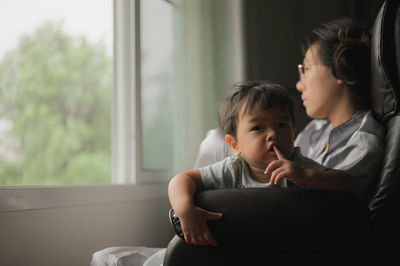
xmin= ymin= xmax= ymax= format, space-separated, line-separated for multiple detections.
xmin=231 ymin=103 xmax=295 ymax=169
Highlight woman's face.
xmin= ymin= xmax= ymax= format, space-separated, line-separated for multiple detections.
xmin=296 ymin=43 xmax=343 ymax=119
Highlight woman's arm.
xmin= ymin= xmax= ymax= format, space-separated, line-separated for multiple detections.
xmin=299 ymin=168 xmax=359 ymax=194
xmin=266 ymin=146 xmax=359 ymax=194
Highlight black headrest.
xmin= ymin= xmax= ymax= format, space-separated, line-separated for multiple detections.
xmin=368 ymin=0 xmax=400 ymax=234
xmin=371 ymin=0 xmax=400 ymax=123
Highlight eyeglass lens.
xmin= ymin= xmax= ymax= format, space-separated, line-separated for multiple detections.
xmin=298 ymin=64 xmax=304 ymax=81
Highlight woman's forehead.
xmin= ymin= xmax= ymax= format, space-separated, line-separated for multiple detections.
xmin=304 ymin=43 xmax=320 ymax=64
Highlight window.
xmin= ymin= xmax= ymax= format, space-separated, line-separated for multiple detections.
xmin=113 ymin=0 xmax=244 ymax=184
xmin=0 ymin=0 xmax=243 ymax=211
xmin=0 ymin=0 xmax=113 ymax=185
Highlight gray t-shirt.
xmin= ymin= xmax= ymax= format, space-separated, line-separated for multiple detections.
xmin=200 ymin=147 xmax=327 ymax=189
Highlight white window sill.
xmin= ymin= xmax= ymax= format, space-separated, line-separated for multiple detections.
xmin=0 ymin=183 xmax=169 ymax=212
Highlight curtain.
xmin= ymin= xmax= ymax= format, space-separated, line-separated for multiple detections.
xmin=172 ymin=0 xmax=245 ymax=172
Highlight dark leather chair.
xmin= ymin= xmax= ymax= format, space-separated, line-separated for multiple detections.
xmin=163 ymin=0 xmax=400 ymax=265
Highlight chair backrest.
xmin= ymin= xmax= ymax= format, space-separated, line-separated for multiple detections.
xmin=368 ymin=0 xmax=400 ymax=237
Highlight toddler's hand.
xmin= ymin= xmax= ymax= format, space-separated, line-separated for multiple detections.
xmin=264 ymin=146 xmax=307 ymax=186
xmin=179 ymin=206 xmax=223 ymax=247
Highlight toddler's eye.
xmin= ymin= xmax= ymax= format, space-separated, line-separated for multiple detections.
xmin=278 ymin=123 xmax=288 ymax=129
xmin=251 ymin=125 xmax=262 ymax=131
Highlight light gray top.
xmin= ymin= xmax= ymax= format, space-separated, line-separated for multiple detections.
xmin=200 ymin=147 xmax=327 ymax=190
xmin=294 ymin=110 xmax=385 ymax=202
xmin=194 ymin=128 xmax=233 ymax=168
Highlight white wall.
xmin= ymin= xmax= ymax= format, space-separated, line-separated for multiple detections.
xmin=0 ymin=185 xmax=174 ymax=266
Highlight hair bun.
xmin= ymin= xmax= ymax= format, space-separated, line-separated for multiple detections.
xmin=333 ymin=28 xmax=370 ymax=97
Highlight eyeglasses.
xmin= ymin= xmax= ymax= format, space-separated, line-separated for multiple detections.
xmin=297 ymin=64 xmax=307 ymax=81
xmin=298 ymin=63 xmax=320 ymax=81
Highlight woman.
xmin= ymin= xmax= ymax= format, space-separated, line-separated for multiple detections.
xmin=195 ymin=18 xmax=385 ymax=202
xmin=295 ymin=17 xmax=384 ymax=202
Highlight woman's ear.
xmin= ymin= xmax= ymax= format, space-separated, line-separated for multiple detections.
xmin=225 ymin=134 xmax=241 ymax=156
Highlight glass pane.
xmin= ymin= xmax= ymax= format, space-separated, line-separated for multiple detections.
xmin=140 ymin=0 xmax=174 ymax=171
xmin=0 ymin=0 xmax=113 ymax=185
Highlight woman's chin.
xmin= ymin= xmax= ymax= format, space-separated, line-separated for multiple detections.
xmin=305 ymin=109 xmax=317 ymax=118
xmin=306 ymin=108 xmax=327 ymax=120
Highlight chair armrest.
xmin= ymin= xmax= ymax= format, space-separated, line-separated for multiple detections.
xmin=164 ymin=187 xmax=370 ymax=266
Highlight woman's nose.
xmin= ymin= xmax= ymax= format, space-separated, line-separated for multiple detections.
xmin=296 ymin=80 xmax=304 ymax=92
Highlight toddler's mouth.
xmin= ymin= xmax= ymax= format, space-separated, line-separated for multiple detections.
xmin=266 ymin=144 xmax=278 ymax=159
xmin=267 ymin=143 xmax=278 ymax=152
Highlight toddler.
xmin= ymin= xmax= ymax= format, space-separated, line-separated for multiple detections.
xmin=168 ymin=80 xmax=358 ymax=247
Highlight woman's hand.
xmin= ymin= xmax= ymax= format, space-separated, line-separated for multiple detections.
xmin=264 ymin=146 xmax=308 ymax=186
xmin=179 ymin=205 xmax=223 ymax=247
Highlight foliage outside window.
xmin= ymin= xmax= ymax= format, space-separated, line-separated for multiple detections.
xmin=0 ymin=21 xmax=112 ymax=185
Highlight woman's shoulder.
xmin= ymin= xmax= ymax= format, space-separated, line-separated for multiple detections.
xmin=345 ymin=110 xmax=385 ymax=156
xmin=297 ymin=110 xmax=384 ymax=142
xmin=302 ymin=118 xmax=330 ymax=131
xmin=294 ymin=118 xmax=330 ymax=146
xmin=358 ymin=110 xmax=385 ymax=139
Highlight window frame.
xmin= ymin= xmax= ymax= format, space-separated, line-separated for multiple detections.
xmin=113 ymin=0 xmax=172 ymax=184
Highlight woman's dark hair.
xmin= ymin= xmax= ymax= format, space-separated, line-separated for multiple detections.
xmin=219 ymin=80 xmax=295 ymax=138
xmin=301 ymin=18 xmax=371 ymax=108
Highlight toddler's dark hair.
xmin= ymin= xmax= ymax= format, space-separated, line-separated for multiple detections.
xmin=219 ymin=80 xmax=295 ymax=138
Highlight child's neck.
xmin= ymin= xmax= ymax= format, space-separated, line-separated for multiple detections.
xmin=248 ymin=164 xmax=271 ymax=183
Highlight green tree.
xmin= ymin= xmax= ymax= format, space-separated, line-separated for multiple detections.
xmin=0 ymin=21 xmax=111 ymax=185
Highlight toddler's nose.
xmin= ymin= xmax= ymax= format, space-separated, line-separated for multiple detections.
xmin=266 ymin=131 xmax=280 ymax=142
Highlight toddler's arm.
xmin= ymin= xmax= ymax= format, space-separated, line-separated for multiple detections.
xmin=265 ymin=146 xmax=359 ymax=194
xmin=168 ymin=169 xmax=223 ymax=246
